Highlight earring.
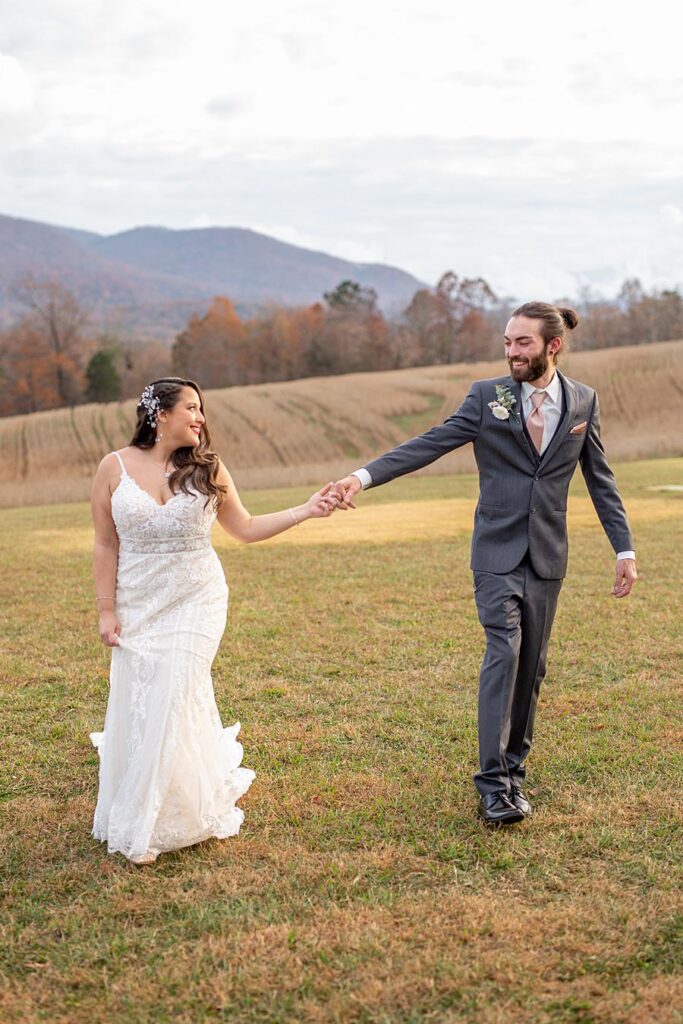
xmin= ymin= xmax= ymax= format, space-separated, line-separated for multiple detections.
xmin=155 ymin=431 xmax=163 ymax=443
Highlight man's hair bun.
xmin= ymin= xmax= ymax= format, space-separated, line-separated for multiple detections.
xmin=559 ymin=307 xmax=579 ymax=330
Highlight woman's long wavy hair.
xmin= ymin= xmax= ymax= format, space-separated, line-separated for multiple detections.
xmin=130 ymin=377 xmax=228 ymax=509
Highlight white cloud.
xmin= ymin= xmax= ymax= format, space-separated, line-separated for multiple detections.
xmin=206 ymin=96 xmax=249 ymax=119
xmin=1 ymin=0 xmax=683 ymax=297
xmin=0 ymin=53 xmax=34 ymax=114
xmin=189 ymin=212 xmax=214 ymax=228
xmin=661 ymin=204 xmax=683 ymax=227
xmin=4 ymin=0 xmax=682 ymax=147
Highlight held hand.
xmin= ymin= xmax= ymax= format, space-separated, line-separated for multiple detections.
xmin=99 ymin=610 xmax=121 ymax=646
xmin=302 ymin=482 xmax=340 ymax=520
xmin=332 ymin=474 xmax=362 ymax=511
xmin=612 ymin=558 xmax=637 ymax=599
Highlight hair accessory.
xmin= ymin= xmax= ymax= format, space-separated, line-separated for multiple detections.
xmin=139 ymin=384 xmax=162 ymax=427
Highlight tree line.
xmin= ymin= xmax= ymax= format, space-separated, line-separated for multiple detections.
xmin=1 ymin=273 xmax=682 ymax=417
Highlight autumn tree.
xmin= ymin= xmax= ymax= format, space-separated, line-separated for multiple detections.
xmin=615 ymin=278 xmax=683 ymax=345
xmin=159 ymin=274 xmax=683 ymax=402
xmin=244 ymin=304 xmax=326 ymax=383
xmin=651 ymin=288 xmax=683 ymax=341
xmin=0 ymin=319 xmax=63 ymax=414
xmin=575 ymin=281 xmax=683 ymax=350
xmin=172 ymin=297 xmax=244 ymax=388
xmin=118 ymin=341 xmax=173 ymax=397
xmin=318 ymin=280 xmax=402 ymax=374
xmin=404 ymin=273 xmax=497 ymax=365
xmin=14 ymin=277 xmax=90 ymax=406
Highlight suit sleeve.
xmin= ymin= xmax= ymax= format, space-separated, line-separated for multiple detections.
xmin=579 ymin=392 xmax=634 ymax=554
xmin=362 ymin=384 xmax=482 ymax=488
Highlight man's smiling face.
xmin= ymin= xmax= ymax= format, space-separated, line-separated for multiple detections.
xmin=504 ymin=315 xmax=559 ymax=383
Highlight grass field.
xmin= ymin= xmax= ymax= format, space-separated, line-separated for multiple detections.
xmin=1 ymin=339 xmax=682 ymax=508
xmin=1 ymin=459 xmax=682 ymax=1023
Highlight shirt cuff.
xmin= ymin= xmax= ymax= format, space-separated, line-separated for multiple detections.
xmin=617 ymin=551 xmax=636 ymax=560
xmin=352 ymin=468 xmax=373 ymax=490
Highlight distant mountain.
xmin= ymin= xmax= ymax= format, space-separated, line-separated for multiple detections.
xmin=0 ymin=214 xmax=426 ymax=341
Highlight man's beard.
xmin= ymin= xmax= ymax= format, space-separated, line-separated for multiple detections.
xmin=508 ymin=346 xmax=551 ymax=382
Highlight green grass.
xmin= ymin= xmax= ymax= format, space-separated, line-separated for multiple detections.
xmin=390 ymin=393 xmax=445 ymax=435
xmin=1 ymin=459 xmax=682 ymax=1023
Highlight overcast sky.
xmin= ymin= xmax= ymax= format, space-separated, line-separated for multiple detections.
xmin=2 ymin=0 xmax=682 ymax=299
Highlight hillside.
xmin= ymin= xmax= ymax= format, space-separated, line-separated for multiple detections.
xmin=0 ymin=214 xmax=425 ymax=339
xmin=0 ymin=216 xmax=209 ymax=323
xmin=87 ymin=226 xmax=423 ymax=308
xmin=1 ymin=339 xmax=681 ymax=508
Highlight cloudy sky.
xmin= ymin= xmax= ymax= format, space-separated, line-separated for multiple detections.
xmin=1 ymin=0 xmax=682 ymax=298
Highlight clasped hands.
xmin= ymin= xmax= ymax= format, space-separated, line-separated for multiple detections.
xmin=304 ymin=475 xmax=363 ymax=518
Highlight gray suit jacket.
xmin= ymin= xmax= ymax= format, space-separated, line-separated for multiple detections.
xmin=362 ymin=372 xmax=633 ymax=579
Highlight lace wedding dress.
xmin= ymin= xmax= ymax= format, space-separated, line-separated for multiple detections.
xmin=91 ymin=450 xmax=255 ymax=861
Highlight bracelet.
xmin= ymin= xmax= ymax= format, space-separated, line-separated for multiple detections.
xmin=97 ymin=596 xmax=115 ymax=602
xmin=288 ymin=507 xmax=300 ymax=526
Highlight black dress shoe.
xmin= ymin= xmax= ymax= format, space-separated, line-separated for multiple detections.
xmin=478 ymin=791 xmax=525 ymax=826
xmin=509 ymin=785 xmax=532 ymax=816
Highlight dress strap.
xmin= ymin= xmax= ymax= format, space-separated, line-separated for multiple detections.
xmin=112 ymin=450 xmax=128 ymax=475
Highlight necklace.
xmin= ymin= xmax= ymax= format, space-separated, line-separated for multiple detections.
xmin=148 ymin=456 xmax=173 ymax=479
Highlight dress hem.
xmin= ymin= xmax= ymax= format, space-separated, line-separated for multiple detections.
xmin=91 ymin=769 xmax=256 ymax=859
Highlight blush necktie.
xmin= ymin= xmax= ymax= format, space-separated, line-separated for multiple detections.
xmin=528 ymin=390 xmax=548 ymax=454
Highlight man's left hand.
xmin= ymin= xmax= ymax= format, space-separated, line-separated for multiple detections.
xmin=612 ymin=558 xmax=638 ymax=598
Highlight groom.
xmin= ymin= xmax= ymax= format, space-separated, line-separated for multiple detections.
xmin=334 ymin=302 xmax=637 ymax=825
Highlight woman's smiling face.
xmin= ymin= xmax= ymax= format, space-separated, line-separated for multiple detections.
xmin=160 ymin=386 xmax=206 ymax=447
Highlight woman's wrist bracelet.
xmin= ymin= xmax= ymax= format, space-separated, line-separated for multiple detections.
xmin=288 ymin=507 xmax=300 ymax=526
xmin=97 ymin=596 xmax=115 ymax=603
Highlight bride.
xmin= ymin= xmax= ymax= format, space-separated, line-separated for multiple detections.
xmin=90 ymin=376 xmax=338 ymax=864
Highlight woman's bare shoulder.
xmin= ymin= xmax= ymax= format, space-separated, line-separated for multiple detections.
xmin=93 ymin=450 xmax=126 ymax=489
xmin=215 ymin=457 xmax=233 ymax=482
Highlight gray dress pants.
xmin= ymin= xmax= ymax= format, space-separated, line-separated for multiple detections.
xmin=472 ymin=557 xmax=562 ymax=795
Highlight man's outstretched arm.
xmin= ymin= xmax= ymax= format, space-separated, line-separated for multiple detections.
xmin=334 ymin=384 xmax=483 ymax=507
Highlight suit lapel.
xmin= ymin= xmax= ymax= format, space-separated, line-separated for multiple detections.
xmin=505 ymin=378 xmax=537 ymax=466
xmin=539 ymin=371 xmax=577 ymax=467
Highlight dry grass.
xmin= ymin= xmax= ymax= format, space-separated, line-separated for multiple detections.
xmin=1 ymin=340 xmax=682 ymax=508
xmin=1 ymin=459 xmax=682 ymax=1022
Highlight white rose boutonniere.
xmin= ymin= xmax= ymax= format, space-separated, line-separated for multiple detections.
xmin=488 ymin=384 xmax=519 ymax=423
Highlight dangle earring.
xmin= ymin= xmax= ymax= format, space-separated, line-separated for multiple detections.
xmin=155 ymin=418 xmax=165 ymax=443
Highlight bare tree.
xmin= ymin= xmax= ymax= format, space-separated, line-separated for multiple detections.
xmin=14 ymin=276 xmax=91 ymax=406
xmin=404 ymin=272 xmax=498 ymax=364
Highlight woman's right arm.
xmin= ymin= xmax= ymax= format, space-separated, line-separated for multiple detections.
xmin=91 ymin=455 xmax=121 ymax=647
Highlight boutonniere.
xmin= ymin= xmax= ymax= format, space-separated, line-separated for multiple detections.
xmin=488 ymin=384 xmax=519 ymax=422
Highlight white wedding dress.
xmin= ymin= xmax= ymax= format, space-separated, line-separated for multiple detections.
xmin=91 ymin=450 xmax=255 ymax=861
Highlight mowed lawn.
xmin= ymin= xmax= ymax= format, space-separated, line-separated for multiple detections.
xmin=1 ymin=459 xmax=682 ymax=1024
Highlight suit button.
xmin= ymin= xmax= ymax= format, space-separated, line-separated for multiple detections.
xmin=530 ymin=507 xmax=536 ymax=513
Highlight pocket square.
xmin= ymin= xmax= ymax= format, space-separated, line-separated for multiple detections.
xmin=569 ymin=421 xmax=588 ymax=435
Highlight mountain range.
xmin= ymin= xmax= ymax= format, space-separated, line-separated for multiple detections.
xmin=0 ymin=213 xmax=425 ymax=341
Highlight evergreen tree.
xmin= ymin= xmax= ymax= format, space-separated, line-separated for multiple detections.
xmin=85 ymin=348 xmax=121 ymax=403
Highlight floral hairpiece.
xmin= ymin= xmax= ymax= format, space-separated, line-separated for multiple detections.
xmin=139 ymin=384 xmax=162 ymax=428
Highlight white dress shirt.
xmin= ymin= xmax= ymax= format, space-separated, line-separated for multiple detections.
xmin=351 ymin=371 xmax=634 ymax=560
